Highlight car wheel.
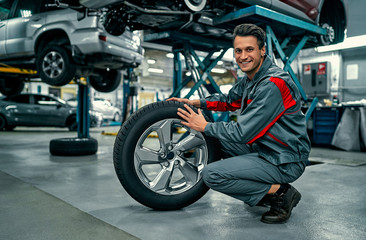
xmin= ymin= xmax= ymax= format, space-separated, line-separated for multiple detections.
xmin=89 ymin=69 xmax=121 ymax=93
xmin=113 ymin=112 xmax=121 ymax=122
xmin=50 ymin=137 xmax=98 ymax=156
xmin=0 ymin=115 xmax=7 ymax=130
xmin=183 ymin=0 xmax=207 ymax=12
xmin=113 ymin=101 xmax=221 ymax=210
xmin=318 ymin=3 xmax=345 ymax=45
xmin=0 ymin=77 xmax=24 ymax=96
xmin=37 ymin=45 xmax=76 ymax=86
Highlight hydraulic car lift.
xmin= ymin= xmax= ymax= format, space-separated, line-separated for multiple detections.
xmin=141 ymin=5 xmax=327 ymax=121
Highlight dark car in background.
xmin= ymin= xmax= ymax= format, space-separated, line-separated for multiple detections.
xmin=79 ymin=0 xmax=347 ymax=49
xmin=0 ymin=93 xmax=103 ymax=131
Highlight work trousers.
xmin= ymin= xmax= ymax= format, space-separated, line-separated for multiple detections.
xmin=202 ymin=140 xmax=306 ymax=207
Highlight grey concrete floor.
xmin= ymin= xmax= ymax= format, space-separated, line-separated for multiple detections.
xmin=0 ymin=126 xmax=366 ymax=240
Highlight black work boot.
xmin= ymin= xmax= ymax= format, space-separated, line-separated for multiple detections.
xmin=261 ymin=185 xmax=301 ymax=224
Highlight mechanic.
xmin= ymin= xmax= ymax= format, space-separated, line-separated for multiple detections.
xmin=168 ymin=23 xmax=310 ymax=224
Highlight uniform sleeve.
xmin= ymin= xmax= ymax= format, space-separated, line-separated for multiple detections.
xmin=200 ymin=81 xmax=244 ymax=112
xmin=204 ymin=78 xmax=296 ymax=143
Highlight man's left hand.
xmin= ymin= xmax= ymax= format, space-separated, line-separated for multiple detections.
xmin=177 ymin=104 xmax=208 ymax=132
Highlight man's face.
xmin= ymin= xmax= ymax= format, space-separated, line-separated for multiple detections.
xmin=234 ymin=35 xmax=266 ymax=79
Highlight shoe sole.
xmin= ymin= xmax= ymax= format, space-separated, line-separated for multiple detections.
xmin=261 ymin=190 xmax=301 ymax=224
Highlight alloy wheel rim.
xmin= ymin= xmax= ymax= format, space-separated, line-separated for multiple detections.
xmin=134 ymin=118 xmax=208 ymax=195
xmin=42 ymin=51 xmax=65 ymax=79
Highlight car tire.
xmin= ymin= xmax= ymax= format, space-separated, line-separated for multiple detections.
xmin=184 ymin=0 xmax=207 ymax=12
xmin=0 ymin=77 xmax=24 ymax=96
xmin=37 ymin=45 xmax=76 ymax=86
xmin=113 ymin=101 xmax=221 ymax=210
xmin=0 ymin=115 xmax=7 ymax=130
xmin=113 ymin=112 xmax=121 ymax=122
xmin=50 ymin=137 xmax=98 ymax=156
xmin=89 ymin=69 xmax=121 ymax=92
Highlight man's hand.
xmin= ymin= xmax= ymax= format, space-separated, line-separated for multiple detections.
xmin=177 ymin=104 xmax=208 ymax=132
xmin=167 ymin=97 xmax=201 ymax=108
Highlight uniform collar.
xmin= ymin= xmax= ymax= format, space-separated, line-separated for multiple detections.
xmin=245 ymin=55 xmax=273 ymax=88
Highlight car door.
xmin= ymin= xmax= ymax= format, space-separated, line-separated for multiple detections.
xmin=7 ymin=94 xmax=34 ymax=125
xmin=32 ymin=95 xmax=68 ymax=126
xmin=4 ymin=0 xmax=45 ymax=58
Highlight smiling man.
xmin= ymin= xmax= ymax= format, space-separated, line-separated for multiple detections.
xmin=168 ymin=23 xmax=310 ymax=224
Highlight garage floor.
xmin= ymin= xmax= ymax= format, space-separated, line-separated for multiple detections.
xmin=1 ymin=127 xmax=366 ymax=240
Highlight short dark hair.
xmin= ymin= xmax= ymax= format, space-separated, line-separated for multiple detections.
xmin=233 ymin=24 xmax=266 ymax=49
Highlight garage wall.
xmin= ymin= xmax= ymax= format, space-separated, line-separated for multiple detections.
xmin=341 ymin=48 xmax=366 ymax=102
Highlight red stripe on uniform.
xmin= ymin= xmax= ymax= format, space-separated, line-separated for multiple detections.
xmin=206 ymin=98 xmax=242 ymax=111
xmin=266 ymin=132 xmax=289 ymax=147
xmin=269 ymin=77 xmax=296 ymax=109
xmin=247 ymin=77 xmax=296 ymax=144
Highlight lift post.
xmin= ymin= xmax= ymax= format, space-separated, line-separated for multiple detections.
xmin=76 ymin=78 xmax=90 ymax=138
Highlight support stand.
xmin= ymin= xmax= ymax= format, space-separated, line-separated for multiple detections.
xmin=77 ymin=79 xmax=90 ymax=138
xmin=49 ymin=78 xmax=98 ymax=156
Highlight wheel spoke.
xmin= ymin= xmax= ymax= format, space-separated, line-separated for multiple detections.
xmin=174 ymin=132 xmax=205 ymax=152
xmin=135 ymin=146 xmax=161 ymax=165
xmin=150 ymin=164 xmax=173 ymax=192
xmin=177 ymin=157 xmax=199 ymax=184
xmin=156 ymin=119 xmax=173 ymax=149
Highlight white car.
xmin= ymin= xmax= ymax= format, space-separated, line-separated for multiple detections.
xmin=67 ymin=97 xmax=122 ymax=122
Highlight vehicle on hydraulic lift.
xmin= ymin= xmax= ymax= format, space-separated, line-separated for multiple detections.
xmin=0 ymin=93 xmax=103 ymax=131
xmin=79 ymin=0 xmax=347 ymax=49
xmin=0 ymin=0 xmax=143 ymax=96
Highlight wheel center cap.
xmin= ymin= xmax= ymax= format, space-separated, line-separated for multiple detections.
xmin=167 ymin=152 xmax=175 ymax=160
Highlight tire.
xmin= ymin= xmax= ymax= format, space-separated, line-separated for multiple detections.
xmin=113 ymin=101 xmax=221 ymax=210
xmin=0 ymin=77 xmax=24 ymax=96
xmin=0 ymin=115 xmax=7 ymax=130
xmin=113 ymin=112 xmax=121 ymax=122
xmin=89 ymin=69 xmax=121 ymax=92
xmin=318 ymin=2 xmax=345 ymax=45
xmin=183 ymin=0 xmax=206 ymax=12
xmin=37 ymin=45 xmax=76 ymax=86
xmin=50 ymin=137 xmax=98 ymax=156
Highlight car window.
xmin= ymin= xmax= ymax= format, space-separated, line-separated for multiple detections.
xmin=34 ymin=95 xmax=58 ymax=105
xmin=14 ymin=0 xmax=41 ymax=18
xmin=8 ymin=94 xmax=30 ymax=104
xmin=0 ymin=0 xmax=13 ymax=21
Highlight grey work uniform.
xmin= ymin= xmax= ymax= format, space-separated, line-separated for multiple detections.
xmin=200 ymin=55 xmax=311 ymax=206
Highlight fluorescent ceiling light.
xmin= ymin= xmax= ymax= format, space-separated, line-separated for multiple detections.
xmin=166 ymin=53 xmax=174 ymax=58
xmin=316 ymin=35 xmax=366 ymax=52
xmin=211 ymin=68 xmax=227 ymax=74
xmin=148 ymin=68 xmax=164 ymax=73
xmin=217 ymin=61 xmax=223 ymax=65
xmin=147 ymin=59 xmax=156 ymax=64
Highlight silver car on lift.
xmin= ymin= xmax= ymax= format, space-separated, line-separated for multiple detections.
xmin=0 ymin=0 xmax=143 ymax=96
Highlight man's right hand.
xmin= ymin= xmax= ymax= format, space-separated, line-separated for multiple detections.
xmin=166 ymin=97 xmax=201 ymax=108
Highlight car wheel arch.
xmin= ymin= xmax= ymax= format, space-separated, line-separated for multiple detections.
xmin=35 ymin=30 xmax=71 ymax=55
